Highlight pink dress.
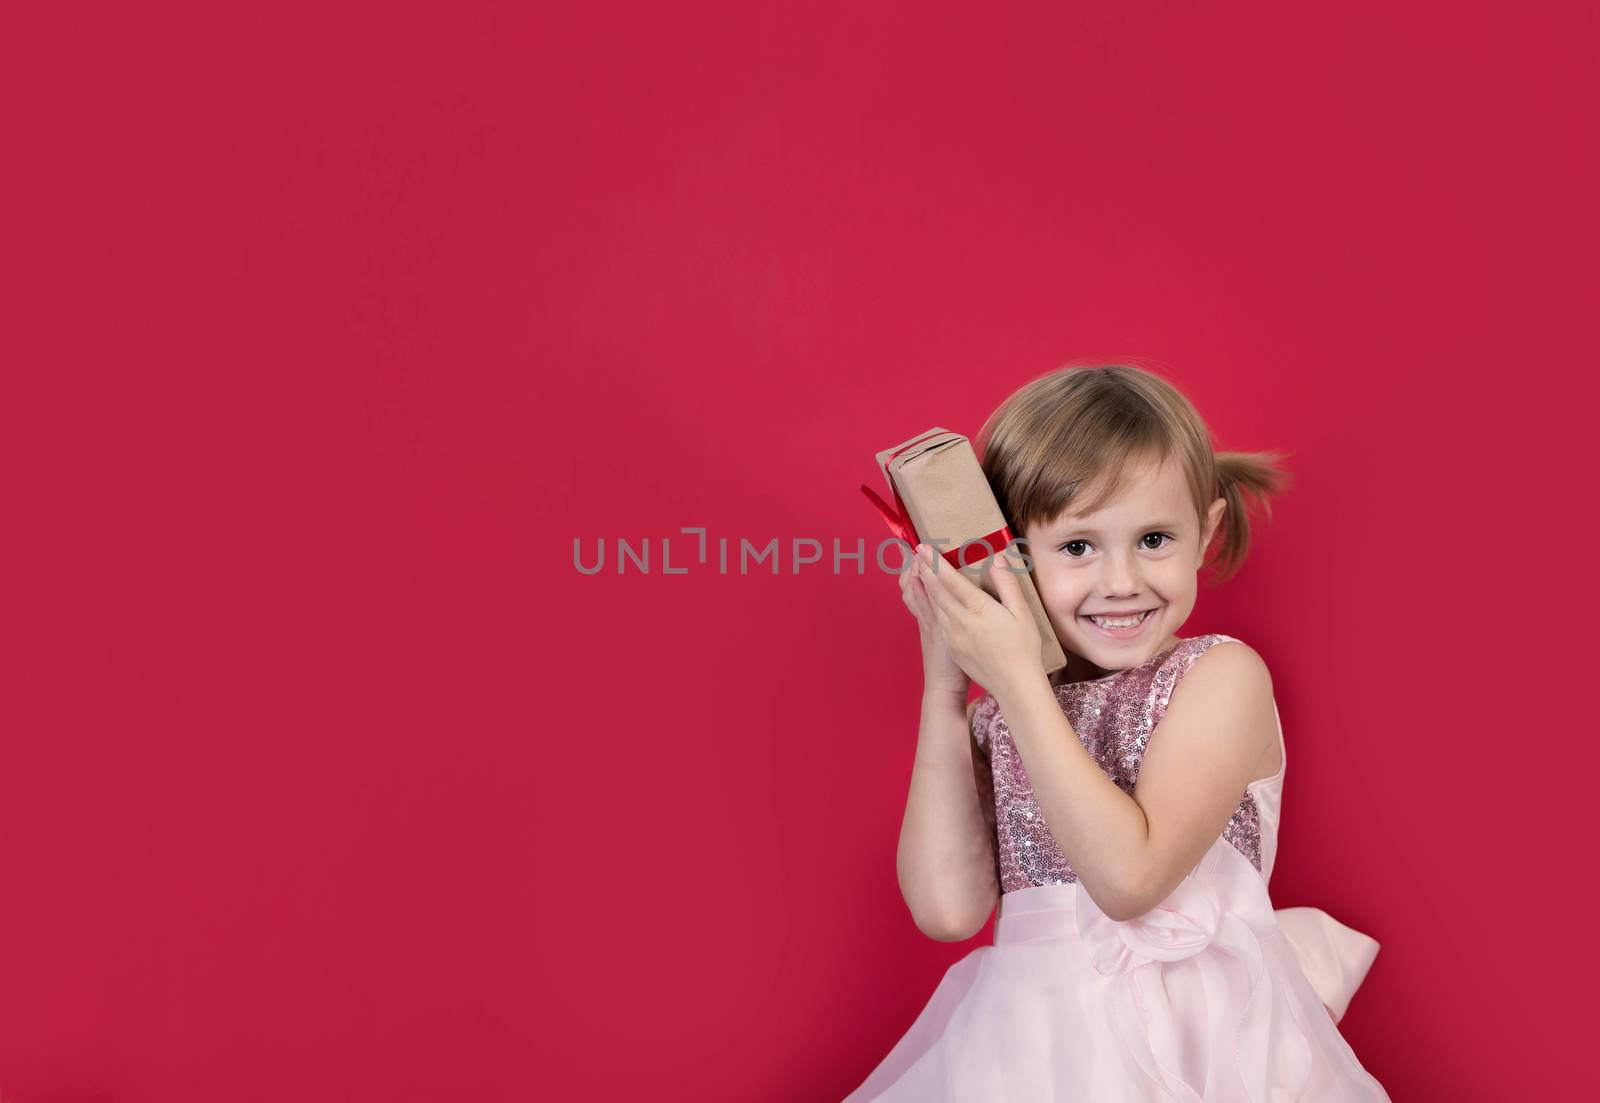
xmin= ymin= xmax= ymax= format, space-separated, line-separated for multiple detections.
xmin=844 ymin=634 xmax=1392 ymax=1102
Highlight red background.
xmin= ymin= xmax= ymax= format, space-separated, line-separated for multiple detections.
xmin=3 ymin=3 xmax=1594 ymax=1100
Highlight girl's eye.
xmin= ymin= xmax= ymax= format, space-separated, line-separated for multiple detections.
xmin=1057 ymin=533 xmax=1175 ymax=558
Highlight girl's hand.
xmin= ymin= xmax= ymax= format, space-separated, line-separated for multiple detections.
xmin=913 ymin=543 xmax=1041 ymax=699
xmin=898 ymin=549 xmax=970 ymax=696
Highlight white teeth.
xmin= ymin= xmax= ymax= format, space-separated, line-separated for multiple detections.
xmin=1088 ymin=612 xmax=1148 ymax=628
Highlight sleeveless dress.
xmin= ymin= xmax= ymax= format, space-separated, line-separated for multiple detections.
xmin=843 ymin=634 xmax=1392 ymax=1102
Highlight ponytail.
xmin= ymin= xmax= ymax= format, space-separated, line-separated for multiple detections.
xmin=1207 ymin=450 xmax=1294 ymax=584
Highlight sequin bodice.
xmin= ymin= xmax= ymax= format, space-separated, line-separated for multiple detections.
xmin=971 ymin=634 xmax=1278 ymax=895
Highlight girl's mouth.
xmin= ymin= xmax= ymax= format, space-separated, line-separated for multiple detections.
xmin=1079 ymin=608 xmax=1157 ymax=640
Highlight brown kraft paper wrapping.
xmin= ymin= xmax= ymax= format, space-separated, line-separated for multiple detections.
xmin=869 ymin=427 xmax=1069 ymax=677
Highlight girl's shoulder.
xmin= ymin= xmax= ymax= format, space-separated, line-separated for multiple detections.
xmin=1156 ymin=633 xmax=1273 ymax=701
xmin=1150 ymin=634 xmax=1277 ymax=744
xmin=1167 ymin=633 xmax=1273 ymax=691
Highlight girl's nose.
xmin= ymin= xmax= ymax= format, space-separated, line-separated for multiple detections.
xmin=1102 ymin=553 xmax=1141 ymax=593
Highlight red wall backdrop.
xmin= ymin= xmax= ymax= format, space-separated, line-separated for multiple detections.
xmin=3 ymin=3 xmax=1594 ymax=1100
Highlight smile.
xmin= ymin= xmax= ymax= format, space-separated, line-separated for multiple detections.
xmin=1079 ymin=609 xmax=1157 ymax=640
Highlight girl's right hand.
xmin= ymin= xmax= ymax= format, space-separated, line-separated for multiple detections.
xmin=898 ymin=551 xmax=970 ymax=696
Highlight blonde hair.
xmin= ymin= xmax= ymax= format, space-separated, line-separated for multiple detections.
xmin=975 ymin=362 xmax=1291 ymax=584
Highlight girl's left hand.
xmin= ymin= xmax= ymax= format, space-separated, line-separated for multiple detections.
xmin=913 ymin=543 xmax=1042 ymax=697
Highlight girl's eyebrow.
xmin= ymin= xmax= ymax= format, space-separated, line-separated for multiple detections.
xmin=1051 ymin=519 xmax=1186 ymax=536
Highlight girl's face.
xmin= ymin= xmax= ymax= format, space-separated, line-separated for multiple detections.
xmin=1023 ymin=455 xmax=1226 ymax=683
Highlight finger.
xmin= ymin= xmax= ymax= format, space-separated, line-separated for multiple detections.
xmin=900 ymin=565 xmax=929 ymax=607
xmin=903 ymin=565 xmax=922 ymax=600
xmin=988 ymin=550 xmax=1025 ymax=613
xmin=915 ymin=556 xmax=958 ymax=614
xmin=920 ymin=548 xmax=986 ymax=615
xmin=904 ymin=558 xmax=940 ymax=606
xmin=904 ymin=574 xmax=932 ymax=622
xmin=908 ymin=569 xmax=938 ymax=620
xmin=901 ymin=584 xmax=922 ymax=620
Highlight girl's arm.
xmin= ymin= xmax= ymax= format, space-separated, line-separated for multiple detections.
xmin=994 ymin=640 xmax=1277 ymax=921
xmin=894 ymin=686 xmax=1000 ymax=941
xmin=1123 ymin=641 xmax=1279 ymax=912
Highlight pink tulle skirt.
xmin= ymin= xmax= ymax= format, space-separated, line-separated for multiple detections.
xmin=843 ymin=836 xmax=1392 ymax=1102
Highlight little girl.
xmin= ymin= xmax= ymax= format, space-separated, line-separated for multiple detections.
xmin=845 ymin=365 xmax=1393 ymax=1101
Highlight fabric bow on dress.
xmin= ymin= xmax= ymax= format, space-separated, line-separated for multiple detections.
xmin=1075 ymin=836 xmax=1322 ymax=1102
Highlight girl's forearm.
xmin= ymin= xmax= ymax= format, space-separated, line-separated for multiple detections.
xmin=895 ymin=686 xmax=1000 ymax=941
xmin=993 ymin=671 xmax=1150 ymax=921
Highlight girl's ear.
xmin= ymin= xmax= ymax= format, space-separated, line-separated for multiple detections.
xmin=1202 ymin=497 xmax=1227 ymax=551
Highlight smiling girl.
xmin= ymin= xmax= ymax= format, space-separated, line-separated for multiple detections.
xmin=844 ymin=364 xmax=1393 ymax=1102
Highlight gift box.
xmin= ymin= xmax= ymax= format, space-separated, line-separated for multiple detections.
xmin=861 ymin=427 xmax=1068 ymax=677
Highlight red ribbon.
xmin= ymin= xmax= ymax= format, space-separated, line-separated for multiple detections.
xmin=860 ymin=431 xmax=1015 ymax=569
